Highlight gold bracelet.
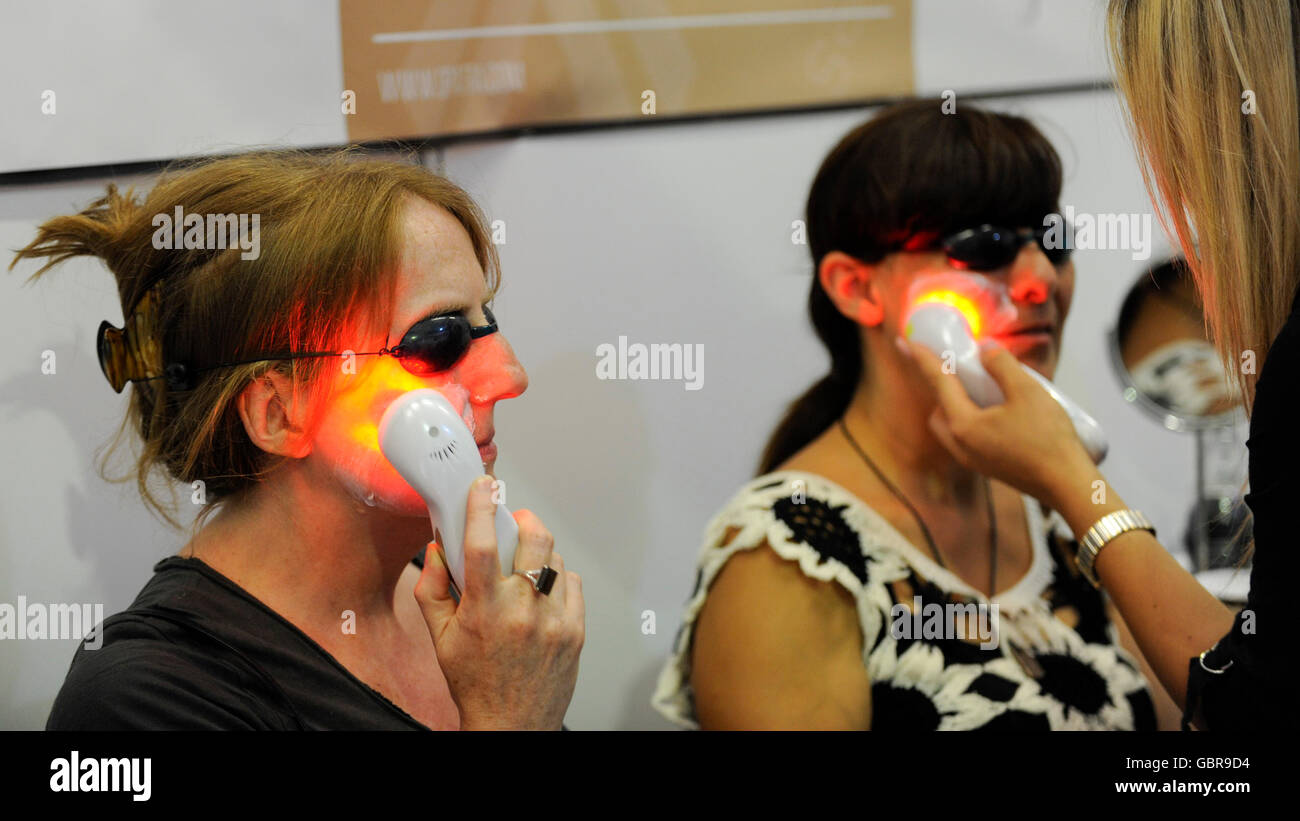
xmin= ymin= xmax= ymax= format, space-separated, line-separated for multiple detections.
xmin=1076 ymin=510 xmax=1155 ymax=588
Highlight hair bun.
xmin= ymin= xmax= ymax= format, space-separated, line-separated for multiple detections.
xmin=96 ymin=280 xmax=165 ymax=393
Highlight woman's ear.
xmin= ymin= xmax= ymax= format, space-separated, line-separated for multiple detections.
xmin=818 ymin=251 xmax=885 ymax=326
xmin=236 ymin=371 xmax=313 ymax=458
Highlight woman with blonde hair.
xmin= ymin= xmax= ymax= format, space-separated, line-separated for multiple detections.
xmin=12 ymin=150 xmax=584 ymax=729
xmin=895 ymin=0 xmax=1300 ymax=729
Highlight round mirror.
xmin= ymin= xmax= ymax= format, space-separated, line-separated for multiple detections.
xmin=1108 ymin=257 xmax=1244 ymax=430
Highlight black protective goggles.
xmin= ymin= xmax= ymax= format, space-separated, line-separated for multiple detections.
xmin=111 ymin=306 xmax=501 ymax=393
xmin=359 ymin=305 xmax=500 ymax=375
xmin=912 ymin=223 xmax=1073 ymax=272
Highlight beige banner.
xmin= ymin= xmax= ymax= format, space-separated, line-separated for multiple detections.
xmin=340 ymin=1 xmax=914 ymax=142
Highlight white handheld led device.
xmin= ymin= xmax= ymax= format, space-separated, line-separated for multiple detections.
xmin=378 ymin=388 xmax=518 ymax=591
xmin=905 ymin=302 xmax=1109 ymax=464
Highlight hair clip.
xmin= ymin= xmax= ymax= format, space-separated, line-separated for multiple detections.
xmin=96 ymin=280 xmax=166 ymax=393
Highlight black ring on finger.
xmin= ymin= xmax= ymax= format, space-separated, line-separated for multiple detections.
xmin=519 ymin=566 xmax=558 ymax=596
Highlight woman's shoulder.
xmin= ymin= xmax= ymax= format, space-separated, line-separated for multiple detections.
xmin=652 ymin=470 xmax=900 ymax=728
xmin=47 ymin=557 xmax=307 ymax=730
xmin=46 ymin=604 xmax=294 ymax=730
xmin=702 ymin=469 xmax=916 ymax=584
xmin=707 ymin=470 xmax=909 ymax=555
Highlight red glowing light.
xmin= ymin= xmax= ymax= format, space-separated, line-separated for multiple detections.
xmin=350 ymin=421 xmax=381 ymax=452
xmin=341 ymin=362 xmax=442 ymax=454
xmin=910 ymin=289 xmax=984 ymax=337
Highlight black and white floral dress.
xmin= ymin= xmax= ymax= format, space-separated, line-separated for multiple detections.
xmin=652 ymin=471 xmax=1157 ymax=730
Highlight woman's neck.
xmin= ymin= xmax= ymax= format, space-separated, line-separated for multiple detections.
xmin=842 ymin=366 xmax=983 ymax=508
xmin=181 ymin=468 xmax=429 ymax=628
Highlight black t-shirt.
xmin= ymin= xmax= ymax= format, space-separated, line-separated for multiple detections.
xmin=1186 ymin=287 xmax=1300 ymax=729
xmin=46 ymin=556 xmax=430 ymax=730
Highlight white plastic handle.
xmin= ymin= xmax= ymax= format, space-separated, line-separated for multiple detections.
xmin=377 ymin=389 xmax=519 ymax=590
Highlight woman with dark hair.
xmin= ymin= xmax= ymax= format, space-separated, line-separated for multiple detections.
xmin=653 ymin=100 xmax=1176 ymax=730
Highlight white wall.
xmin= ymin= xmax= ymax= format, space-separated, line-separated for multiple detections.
xmin=0 ymin=0 xmax=347 ymax=173
xmin=2 ymin=1 xmax=1208 ymax=730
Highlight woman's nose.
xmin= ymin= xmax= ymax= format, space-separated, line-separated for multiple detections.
xmin=457 ymin=333 xmax=529 ymax=405
xmin=1007 ymin=244 xmax=1059 ymax=305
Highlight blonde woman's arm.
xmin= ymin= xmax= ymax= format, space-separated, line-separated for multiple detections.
xmin=1042 ymin=466 xmax=1233 ymax=709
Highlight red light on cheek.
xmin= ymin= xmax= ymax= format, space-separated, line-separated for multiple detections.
xmin=910 ymin=290 xmax=984 ymax=337
xmin=349 ymin=421 xmax=381 ymax=453
xmin=335 ymin=359 xmax=452 ymax=455
xmin=387 ymin=366 xmax=433 ymax=394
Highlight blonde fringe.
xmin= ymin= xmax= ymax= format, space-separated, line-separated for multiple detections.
xmin=1108 ymin=0 xmax=1300 ymax=411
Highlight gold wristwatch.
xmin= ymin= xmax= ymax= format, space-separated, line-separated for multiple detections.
xmin=1077 ymin=510 xmax=1155 ymax=588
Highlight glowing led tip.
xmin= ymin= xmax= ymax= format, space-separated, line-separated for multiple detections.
xmin=911 ymin=289 xmax=983 ymax=337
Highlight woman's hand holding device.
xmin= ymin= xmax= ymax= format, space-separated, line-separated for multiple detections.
xmin=413 ymin=479 xmax=584 ymax=730
xmin=897 ymin=333 xmax=1099 ymax=512
xmin=896 ymin=275 xmax=1106 ymax=503
xmin=379 ymin=389 xmax=583 ymax=729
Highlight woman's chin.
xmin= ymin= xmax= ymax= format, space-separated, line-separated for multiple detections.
xmin=998 ymin=335 xmax=1058 ymax=376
